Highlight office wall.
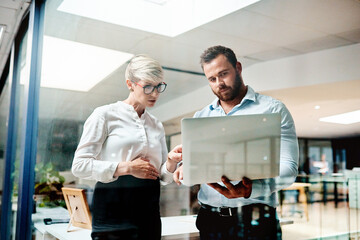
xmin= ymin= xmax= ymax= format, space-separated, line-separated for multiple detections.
xmin=332 ymin=137 xmax=360 ymax=170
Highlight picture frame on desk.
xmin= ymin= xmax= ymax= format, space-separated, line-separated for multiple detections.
xmin=62 ymin=187 xmax=92 ymax=231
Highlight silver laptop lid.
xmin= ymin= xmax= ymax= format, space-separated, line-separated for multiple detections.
xmin=181 ymin=113 xmax=281 ymax=186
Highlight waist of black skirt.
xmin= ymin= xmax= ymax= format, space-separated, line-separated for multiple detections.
xmin=95 ymin=175 xmax=160 ymax=189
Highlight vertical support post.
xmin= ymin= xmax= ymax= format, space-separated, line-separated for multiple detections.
xmin=15 ymin=0 xmax=45 ymax=239
xmin=0 ymin=46 xmax=18 ymax=240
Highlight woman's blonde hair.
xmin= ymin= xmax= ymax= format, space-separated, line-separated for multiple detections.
xmin=125 ymin=54 xmax=164 ymax=84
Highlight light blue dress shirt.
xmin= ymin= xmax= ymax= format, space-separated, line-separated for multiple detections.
xmin=196 ymin=86 xmax=299 ymax=208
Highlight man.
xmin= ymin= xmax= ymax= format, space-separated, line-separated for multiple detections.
xmin=171 ymin=46 xmax=299 ymax=239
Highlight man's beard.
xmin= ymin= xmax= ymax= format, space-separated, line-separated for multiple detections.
xmin=213 ymin=73 xmax=242 ymax=101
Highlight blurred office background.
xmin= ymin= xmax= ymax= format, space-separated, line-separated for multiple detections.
xmin=0 ymin=0 xmax=360 ymax=239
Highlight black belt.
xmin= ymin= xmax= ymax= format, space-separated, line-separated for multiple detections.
xmin=200 ymin=203 xmax=238 ymax=217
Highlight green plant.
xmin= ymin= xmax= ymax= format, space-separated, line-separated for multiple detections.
xmin=11 ymin=159 xmax=20 ymax=197
xmin=34 ymin=162 xmax=66 ymax=207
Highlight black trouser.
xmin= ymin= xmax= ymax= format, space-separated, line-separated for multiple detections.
xmin=196 ymin=203 xmax=282 ymax=240
xmin=91 ymin=175 xmax=161 ymax=240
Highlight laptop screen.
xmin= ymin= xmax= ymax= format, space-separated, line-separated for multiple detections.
xmin=181 ymin=113 xmax=281 ymax=186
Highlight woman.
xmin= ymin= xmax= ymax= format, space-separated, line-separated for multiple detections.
xmin=72 ymin=55 xmax=180 ymax=240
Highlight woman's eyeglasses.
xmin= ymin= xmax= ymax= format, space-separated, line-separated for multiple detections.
xmin=132 ymin=81 xmax=167 ymax=95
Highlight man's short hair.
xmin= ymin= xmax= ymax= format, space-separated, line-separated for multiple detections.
xmin=125 ymin=54 xmax=164 ymax=84
xmin=200 ymin=45 xmax=238 ymax=69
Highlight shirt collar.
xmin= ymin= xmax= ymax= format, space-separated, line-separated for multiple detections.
xmin=244 ymin=85 xmax=256 ymax=103
xmin=209 ymin=98 xmax=220 ymax=111
xmin=209 ymin=85 xmax=256 ymax=111
xmin=118 ymin=101 xmax=148 ymax=118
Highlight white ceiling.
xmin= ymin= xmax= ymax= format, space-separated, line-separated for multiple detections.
xmin=0 ymin=0 xmax=30 ymax=76
xmin=0 ymin=0 xmax=360 ymax=139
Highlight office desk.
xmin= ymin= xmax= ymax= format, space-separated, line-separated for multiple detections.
xmin=34 ymin=215 xmax=199 ymax=240
xmin=33 ymin=207 xmax=199 ymax=240
xmin=34 ymin=222 xmax=90 ymax=240
xmin=33 ymin=207 xmax=292 ymax=240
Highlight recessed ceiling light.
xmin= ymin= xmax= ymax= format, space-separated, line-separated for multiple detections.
xmin=58 ymin=0 xmax=261 ymax=37
xmin=314 ymin=105 xmax=320 ymax=110
xmin=319 ymin=110 xmax=360 ymax=125
xmin=20 ymin=36 xmax=133 ymax=91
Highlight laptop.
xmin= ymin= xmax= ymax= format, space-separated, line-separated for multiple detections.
xmin=181 ymin=113 xmax=281 ymax=186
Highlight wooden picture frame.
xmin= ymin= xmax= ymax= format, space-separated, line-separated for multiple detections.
xmin=62 ymin=187 xmax=92 ymax=230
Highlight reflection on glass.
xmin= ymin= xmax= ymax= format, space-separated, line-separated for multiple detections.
xmin=0 ymin=76 xmax=10 ymax=225
xmin=7 ymin=30 xmax=28 ymax=240
xmin=20 ymin=0 xmax=359 ymax=239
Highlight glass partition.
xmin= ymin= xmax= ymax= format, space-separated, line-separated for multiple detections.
xmin=0 ymin=74 xmax=10 ymax=225
xmin=11 ymin=30 xmax=29 ymax=240
xmin=0 ymin=27 xmax=29 ymax=240
xmin=23 ymin=1 xmax=360 ymax=240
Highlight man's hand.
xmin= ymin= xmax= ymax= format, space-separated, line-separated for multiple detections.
xmin=208 ymin=176 xmax=252 ymax=199
xmin=173 ymin=165 xmax=183 ymax=186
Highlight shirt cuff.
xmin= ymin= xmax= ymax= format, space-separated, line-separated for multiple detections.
xmin=160 ymin=163 xmax=173 ymax=185
xmin=249 ymin=179 xmax=270 ymax=199
xmin=92 ymin=161 xmax=119 ymax=183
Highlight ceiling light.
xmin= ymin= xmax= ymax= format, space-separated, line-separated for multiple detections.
xmin=143 ymin=0 xmax=169 ymax=5
xmin=319 ymin=110 xmax=360 ymax=125
xmin=20 ymin=36 xmax=133 ymax=92
xmin=0 ymin=25 xmax=5 ymax=47
xmin=58 ymin=0 xmax=261 ymax=37
xmin=314 ymin=105 xmax=320 ymax=110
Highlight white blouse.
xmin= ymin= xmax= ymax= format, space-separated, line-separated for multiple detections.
xmin=72 ymin=101 xmax=173 ymax=184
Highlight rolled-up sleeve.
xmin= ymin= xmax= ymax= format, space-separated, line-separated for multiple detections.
xmin=71 ymin=111 xmax=118 ymax=183
xmin=159 ymin=135 xmax=174 ymax=185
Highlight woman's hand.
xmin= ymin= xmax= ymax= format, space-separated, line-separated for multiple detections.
xmin=166 ymin=144 xmax=182 ymax=173
xmin=114 ymin=157 xmax=159 ymax=180
xmin=129 ymin=157 xmax=160 ymax=180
